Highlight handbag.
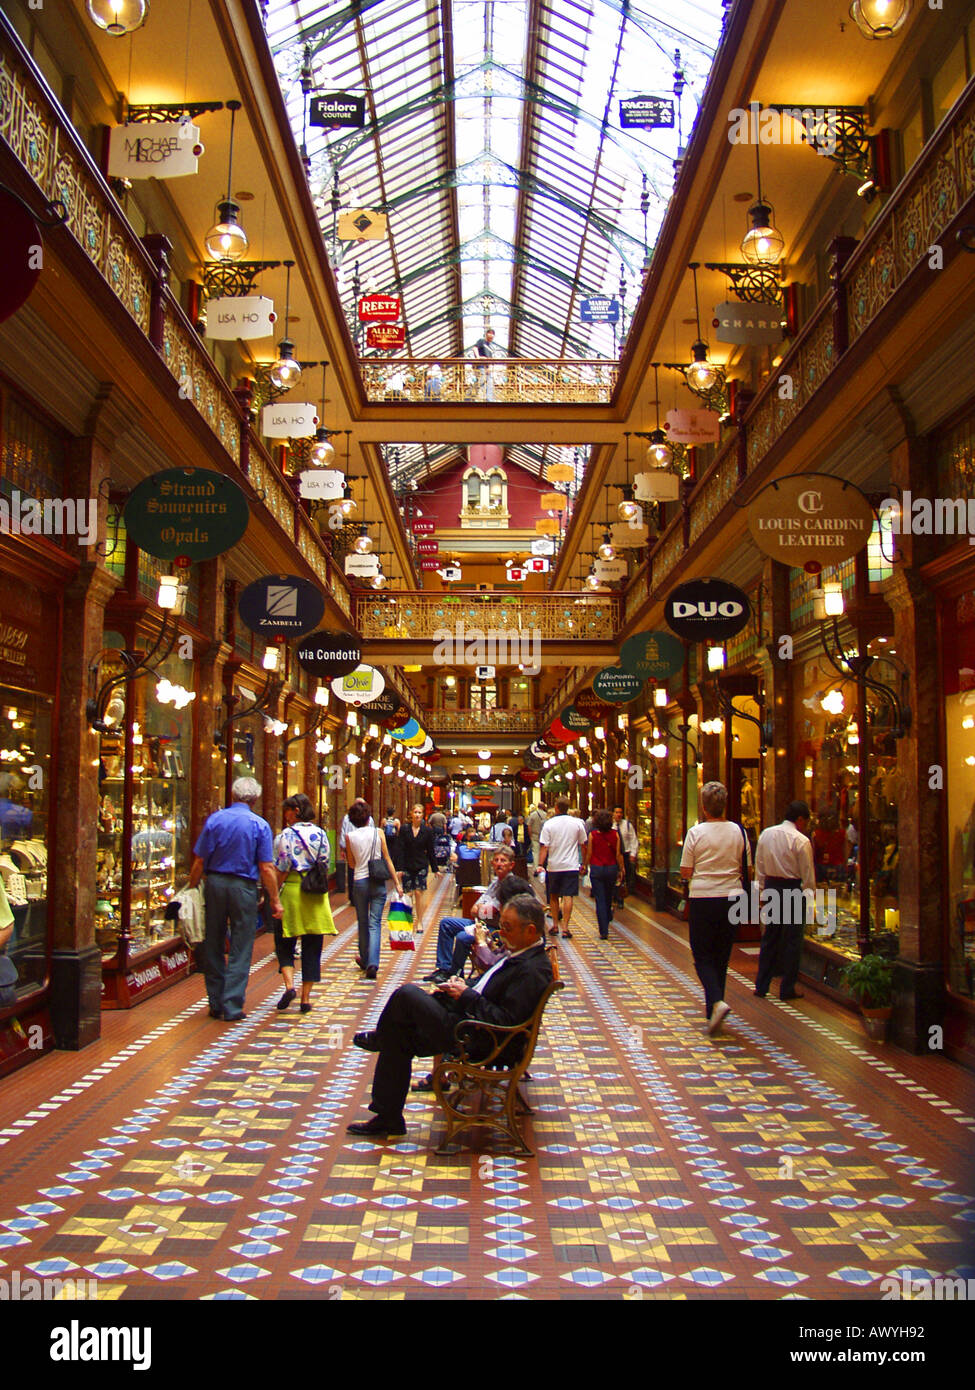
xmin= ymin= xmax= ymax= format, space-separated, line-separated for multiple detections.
xmin=367 ymin=829 xmax=391 ymax=884
xmin=387 ymin=896 xmax=415 ymax=951
xmin=293 ymin=826 xmax=329 ymax=896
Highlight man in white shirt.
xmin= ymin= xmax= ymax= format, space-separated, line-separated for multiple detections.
xmin=753 ymin=800 xmax=815 ymax=1001
xmin=612 ymin=804 xmax=639 ymax=902
xmin=527 ymin=803 xmax=547 ymax=876
xmin=538 ymin=796 xmax=587 ymax=939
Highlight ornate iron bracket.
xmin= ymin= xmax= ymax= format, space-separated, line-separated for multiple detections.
xmin=766 ymin=103 xmax=872 ymax=181
xmin=202 ymin=259 xmax=281 ymax=300
xmin=120 ymin=101 xmax=225 ymax=124
xmin=703 ymin=261 xmax=783 ymax=304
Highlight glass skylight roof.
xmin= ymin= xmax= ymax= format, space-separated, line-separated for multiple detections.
xmin=265 ymin=0 xmax=726 ymax=376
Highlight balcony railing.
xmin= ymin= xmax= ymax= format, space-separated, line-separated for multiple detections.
xmin=0 ymin=13 xmax=353 ymax=623
xmin=359 ymin=357 xmax=618 ymax=405
xmin=356 ymin=590 xmax=621 ymax=641
xmin=425 ymin=708 xmax=539 ymax=734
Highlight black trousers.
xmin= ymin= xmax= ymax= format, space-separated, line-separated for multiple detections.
xmin=755 ymin=876 xmax=805 ymax=998
xmin=688 ymin=896 xmax=737 ymax=1018
xmin=273 ymin=925 xmax=325 ymax=983
xmin=369 ymin=983 xmax=458 ymax=1122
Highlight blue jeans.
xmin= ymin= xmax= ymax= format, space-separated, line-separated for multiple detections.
xmin=353 ymin=880 xmax=386 ymax=969
xmin=435 ymin=916 xmax=474 ymax=972
xmin=590 ymin=864 xmax=617 ymax=937
xmin=203 ymin=872 xmax=258 ymax=1016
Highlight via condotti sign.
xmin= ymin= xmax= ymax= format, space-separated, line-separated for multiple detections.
xmin=122 ymin=468 xmax=249 ymax=561
xmin=747 ymin=474 xmax=875 ymax=566
xmin=664 ymin=578 xmax=751 ymax=642
xmin=294 ymin=631 xmax=361 ymax=678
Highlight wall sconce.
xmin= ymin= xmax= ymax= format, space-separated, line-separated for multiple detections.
xmin=707 ymin=646 xmax=726 ymax=672
xmin=262 ymin=644 xmax=281 ymax=672
xmin=654 ymin=686 xmax=669 ymax=707
xmin=594 ymin=725 xmax=606 ymax=740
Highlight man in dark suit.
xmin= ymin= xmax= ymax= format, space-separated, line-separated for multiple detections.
xmin=347 ymin=894 xmax=552 ymax=1138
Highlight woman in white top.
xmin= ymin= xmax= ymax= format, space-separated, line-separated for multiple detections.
xmin=679 ymin=781 xmax=752 ymax=1036
xmin=345 ymin=799 xmax=402 ymax=981
xmin=272 ymin=794 xmax=336 ymax=1013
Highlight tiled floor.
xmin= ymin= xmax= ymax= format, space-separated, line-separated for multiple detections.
xmin=1 ymin=879 xmax=973 ymax=1301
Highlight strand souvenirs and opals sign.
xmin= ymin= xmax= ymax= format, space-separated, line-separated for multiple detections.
xmin=748 ymin=475 xmax=874 ymax=566
xmin=714 ymin=301 xmax=785 ymax=346
xmin=358 ymin=295 xmax=401 ymax=322
xmin=309 ymin=93 xmax=366 ymax=128
xmin=123 ymin=468 xmax=249 ymax=561
xmin=619 ymin=630 xmax=685 ymax=681
xmin=619 ymin=96 xmax=674 ymax=129
xmin=206 ymin=295 xmax=275 ymax=341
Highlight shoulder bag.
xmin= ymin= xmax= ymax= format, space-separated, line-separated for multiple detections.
xmin=293 ymin=826 xmax=329 ymax=896
xmin=367 ymin=828 xmax=391 ymax=884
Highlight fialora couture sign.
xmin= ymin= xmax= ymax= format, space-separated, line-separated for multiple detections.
xmin=747 ymin=474 xmax=874 ymax=566
xmin=123 ymin=468 xmax=249 ymax=561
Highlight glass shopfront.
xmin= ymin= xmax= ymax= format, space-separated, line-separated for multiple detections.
xmin=943 ymin=588 xmax=975 ymax=1000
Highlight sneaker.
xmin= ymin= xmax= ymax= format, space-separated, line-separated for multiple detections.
xmin=708 ymin=1001 xmax=730 ymax=1035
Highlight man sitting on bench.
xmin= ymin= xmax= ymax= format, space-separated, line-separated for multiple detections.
xmin=348 ymin=894 xmax=552 ymax=1139
xmin=423 ymin=847 xmax=516 ymax=983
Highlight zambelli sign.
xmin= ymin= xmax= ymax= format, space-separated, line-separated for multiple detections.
xmin=747 ymin=475 xmax=874 ymax=565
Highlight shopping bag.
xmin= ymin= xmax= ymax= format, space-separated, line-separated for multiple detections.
xmin=387 ymin=896 xmax=415 ymax=951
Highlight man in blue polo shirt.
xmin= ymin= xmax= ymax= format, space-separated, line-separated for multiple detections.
xmin=188 ymin=777 xmax=283 ymax=1021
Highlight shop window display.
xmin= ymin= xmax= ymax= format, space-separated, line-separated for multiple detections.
xmin=0 ymin=692 xmax=51 ymax=998
xmin=944 ymin=589 xmax=975 ymax=1000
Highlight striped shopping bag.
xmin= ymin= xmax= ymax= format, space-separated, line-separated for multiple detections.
xmin=387 ymin=896 xmax=415 ymax=951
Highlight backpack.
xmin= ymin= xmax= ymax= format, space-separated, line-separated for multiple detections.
xmin=383 ymin=817 xmax=398 ymax=841
xmin=433 ymin=832 xmax=452 ymax=866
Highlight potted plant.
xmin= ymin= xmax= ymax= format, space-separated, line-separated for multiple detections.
xmin=841 ymin=953 xmax=894 ymax=1041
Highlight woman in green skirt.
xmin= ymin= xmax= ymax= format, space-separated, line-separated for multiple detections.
xmin=273 ymin=793 xmax=336 ymax=1013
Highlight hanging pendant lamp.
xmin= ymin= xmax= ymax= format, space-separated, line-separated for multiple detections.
xmin=849 ymin=0 xmax=910 ymax=38
xmin=741 ymin=143 xmax=785 ymax=266
xmin=204 ymin=101 xmax=248 ymax=261
xmin=309 ymin=363 xmax=336 ymax=465
xmin=87 ymin=0 xmax=148 ymax=36
xmin=684 ymin=265 xmax=724 ymax=396
xmin=269 ymin=261 xmax=302 ymax=391
xmin=647 ymin=363 xmax=673 ymax=466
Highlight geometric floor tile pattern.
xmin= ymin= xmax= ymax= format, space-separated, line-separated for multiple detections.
xmin=1 ymin=883 xmax=973 ymax=1300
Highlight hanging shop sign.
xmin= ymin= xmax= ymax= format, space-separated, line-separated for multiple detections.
xmin=535 ymin=518 xmax=560 ymax=536
xmin=294 ymin=630 xmax=362 ymax=678
xmin=619 ymin=95 xmax=675 ymax=129
xmin=546 ymin=718 xmax=573 ymax=744
xmin=517 ymin=768 xmax=540 ymax=784
xmin=573 ymin=687 xmax=611 ymax=720
xmin=634 ymin=470 xmax=681 ymax=502
xmin=664 ymin=577 xmax=751 ymax=642
xmin=108 ymin=122 xmax=202 ymax=179
xmin=357 ymin=294 xmax=401 ymax=322
xmin=560 ymin=704 xmax=593 ymax=732
xmin=0 ymin=190 xmax=43 ymax=325
xmin=416 ymin=539 xmax=439 ymax=555
xmin=337 ymin=208 xmax=388 ymax=240
xmin=420 ymin=558 xmax=442 ymax=571
xmin=438 ymin=565 xmax=463 ymax=582
xmin=309 ymin=93 xmax=367 ymax=128
xmin=123 ymin=467 xmax=249 ymax=562
xmin=664 ymin=408 xmax=721 ymax=444
xmin=592 ymin=666 xmax=645 ymax=704
xmin=366 ymin=324 xmax=406 ymax=349
xmin=261 ymin=402 xmax=317 ymax=438
xmin=619 ymin=630 xmax=685 ymax=681
xmin=610 ymin=520 xmax=649 ymax=548
xmin=530 ymin=537 xmax=556 ymax=556
xmin=545 ymin=463 xmax=576 ymax=483
xmin=507 ymin=567 xmax=527 ymax=582
xmin=390 ymin=718 xmax=421 ymax=742
xmin=524 ymin=746 xmax=546 ymax=769
xmin=593 ymin=558 xmax=628 ymax=582
xmin=525 ymin=557 xmax=550 ymax=573
xmin=367 ymin=689 xmax=405 ymax=720
xmin=747 ymin=474 xmax=875 ymax=566
xmin=540 ymin=491 xmax=567 ymax=511
xmin=416 ymin=736 xmax=435 ymax=754
xmin=412 ymin=520 xmax=436 ymax=536
xmin=206 ymin=295 xmax=275 ymax=341
xmin=344 ymin=553 xmax=381 ymax=580
xmin=579 ymin=296 xmax=620 ymax=325
xmin=475 ymin=665 xmax=496 ymax=681
xmin=713 ymin=301 xmax=785 ymax=345
xmin=237 ymin=574 xmax=325 ymax=638
xmin=298 ymin=468 xmax=346 ymax=501
xmin=331 ymin=664 xmax=385 ymax=706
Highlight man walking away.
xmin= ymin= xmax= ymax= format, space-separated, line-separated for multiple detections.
xmin=612 ymin=804 xmax=638 ymax=904
xmin=753 ymin=800 xmax=815 ymax=1002
xmin=527 ymin=802 xmax=547 ymax=878
xmin=188 ymin=777 xmax=283 ymax=1021
xmin=538 ymin=797 xmax=587 ymax=939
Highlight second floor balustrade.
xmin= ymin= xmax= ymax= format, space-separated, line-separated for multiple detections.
xmin=355 ymin=590 xmax=621 ymax=642
xmin=425 ymin=709 xmax=539 ymax=734
xmin=360 ymin=358 xmax=618 ymax=406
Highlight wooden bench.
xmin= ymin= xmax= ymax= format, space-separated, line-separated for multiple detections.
xmin=431 ymin=946 xmax=563 ymax=1157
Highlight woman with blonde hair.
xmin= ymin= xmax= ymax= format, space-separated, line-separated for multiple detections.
xmin=679 ymin=781 xmax=751 ymax=1036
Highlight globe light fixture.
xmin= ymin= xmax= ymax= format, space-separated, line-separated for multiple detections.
xmin=741 ymin=144 xmax=785 ymax=266
xmin=309 ymin=431 xmax=335 ymax=466
xmin=269 ymin=262 xmax=302 ymax=391
xmin=850 ymin=0 xmax=910 ymax=38
xmin=204 ymin=102 xmax=248 ymax=261
xmin=87 ymin=0 xmax=148 ymax=35
xmin=820 ymin=688 xmax=845 ymax=715
xmin=597 ymin=530 xmax=616 ymax=561
xmin=684 ymin=265 xmax=725 ymax=397
xmin=353 ymin=525 xmax=372 ymax=554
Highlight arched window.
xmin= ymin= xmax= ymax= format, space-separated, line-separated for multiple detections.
xmin=461 ymin=465 xmax=509 ymax=527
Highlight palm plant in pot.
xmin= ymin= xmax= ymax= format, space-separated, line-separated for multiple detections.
xmin=841 ymin=953 xmax=894 ymax=1041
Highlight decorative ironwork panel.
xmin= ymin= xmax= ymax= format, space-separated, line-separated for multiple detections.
xmin=652 ymin=525 xmax=684 ymax=591
xmin=624 ymin=566 xmax=648 ymax=624
xmin=426 ymin=709 xmax=538 ymax=733
xmin=357 ymin=592 xmax=619 ymax=641
xmin=689 ymin=446 xmax=737 ymax=544
xmin=247 ymin=450 xmax=294 ymax=535
xmin=359 ymin=358 xmax=618 ymax=405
